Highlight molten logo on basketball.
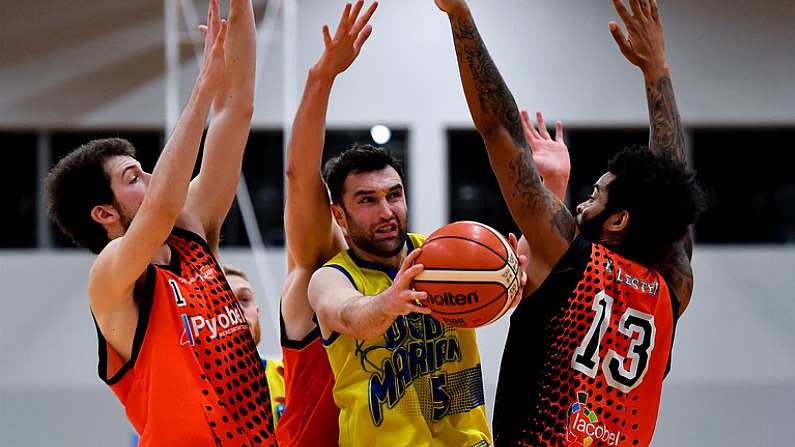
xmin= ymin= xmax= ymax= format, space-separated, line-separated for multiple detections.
xmin=430 ymin=292 xmax=479 ymax=306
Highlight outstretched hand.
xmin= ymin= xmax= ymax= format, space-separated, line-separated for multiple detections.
xmin=521 ymin=110 xmax=570 ymax=183
xmin=314 ymin=1 xmax=378 ymax=79
xmin=197 ymin=0 xmax=227 ymax=92
xmin=609 ymin=0 xmax=668 ymax=78
xmin=380 ymin=249 xmax=431 ymax=316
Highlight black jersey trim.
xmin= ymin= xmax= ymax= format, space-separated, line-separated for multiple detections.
xmin=280 ymin=307 xmax=321 ymax=350
xmin=96 ymin=264 xmax=156 ymax=385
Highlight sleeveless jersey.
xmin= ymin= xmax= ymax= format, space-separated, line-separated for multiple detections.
xmin=95 ymin=227 xmax=276 ymax=446
xmin=276 ymin=318 xmax=339 ymax=447
xmin=493 ymin=236 xmax=676 ymax=446
xmin=322 ymin=233 xmax=491 ymax=447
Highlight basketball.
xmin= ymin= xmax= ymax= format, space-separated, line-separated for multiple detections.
xmin=413 ymin=221 xmax=521 ymax=328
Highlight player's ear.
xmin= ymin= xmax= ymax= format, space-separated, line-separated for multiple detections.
xmin=91 ymin=204 xmax=118 ymax=226
xmin=330 ymin=203 xmax=348 ymax=235
xmin=604 ymin=210 xmax=629 ymax=233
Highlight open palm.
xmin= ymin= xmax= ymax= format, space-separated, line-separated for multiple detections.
xmin=521 ymin=111 xmax=570 ymax=181
xmin=315 ymin=1 xmax=378 ymax=78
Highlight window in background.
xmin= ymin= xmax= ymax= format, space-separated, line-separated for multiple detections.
xmin=221 ymin=130 xmax=283 ymax=247
xmin=1 ymin=132 xmax=38 ymax=248
xmin=693 ymin=128 xmax=795 ymax=244
xmin=448 ymin=127 xmax=649 ymax=237
xmin=448 ymin=129 xmax=519 ymax=236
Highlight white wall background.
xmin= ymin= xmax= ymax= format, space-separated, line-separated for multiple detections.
xmin=1 ymin=0 xmax=794 ymax=445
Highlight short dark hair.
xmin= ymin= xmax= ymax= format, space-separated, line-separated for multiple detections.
xmin=45 ymin=138 xmax=136 ymax=254
xmin=322 ymin=143 xmax=405 ymax=205
xmin=606 ymin=145 xmax=707 ymax=263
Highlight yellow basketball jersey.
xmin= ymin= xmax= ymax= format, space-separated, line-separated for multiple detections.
xmin=263 ymin=358 xmax=286 ymax=428
xmin=322 ymin=233 xmax=491 ymax=447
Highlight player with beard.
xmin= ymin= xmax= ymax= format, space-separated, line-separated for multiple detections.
xmin=307 ymin=145 xmax=527 ymax=446
xmin=276 ymin=2 xmax=377 ymax=446
xmin=44 ymin=1 xmax=277 ymax=446
xmin=435 ymin=0 xmax=706 ymax=445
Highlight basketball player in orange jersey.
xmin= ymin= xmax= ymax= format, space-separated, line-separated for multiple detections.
xmin=45 ymin=1 xmax=278 ymax=445
xmin=276 ymin=2 xmax=377 ymax=446
xmin=224 ymin=266 xmax=286 ymax=428
xmin=436 ymin=0 xmax=706 ymax=445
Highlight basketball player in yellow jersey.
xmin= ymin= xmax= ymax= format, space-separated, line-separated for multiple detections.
xmin=307 ymin=145 xmax=524 ymax=446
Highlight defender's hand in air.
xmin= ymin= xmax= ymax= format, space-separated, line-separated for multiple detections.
xmin=521 ymin=111 xmax=570 ymax=183
xmin=609 ymin=0 xmax=668 ymax=79
xmin=197 ymin=0 xmax=228 ymax=92
xmin=315 ymin=0 xmax=378 ymax=79
xmin=379 ymin=249 xmax=431 ymax=316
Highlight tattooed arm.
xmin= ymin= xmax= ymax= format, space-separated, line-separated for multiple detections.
xmin=435 ymin=0 xmax=574 ymax=291
xmin=608 ymin=0 xmax=686 ymax=162
xmin=609 ymin=0 xmax=693 ymax=311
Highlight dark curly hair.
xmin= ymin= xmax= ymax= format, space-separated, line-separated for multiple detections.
xmin=605 ymin=145 xmax=707 ymax=263
xmin=45 ymin=138 xmax=136 ymax=254
xmin=323 ymin=143 xmax=405 ymax=206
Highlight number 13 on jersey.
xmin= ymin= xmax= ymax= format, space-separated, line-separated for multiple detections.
xmin=572 ymin=291 xmax=656 ymax=393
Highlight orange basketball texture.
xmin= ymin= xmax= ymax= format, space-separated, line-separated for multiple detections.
xmin=413 ymin=221 xmax=520 ymax=328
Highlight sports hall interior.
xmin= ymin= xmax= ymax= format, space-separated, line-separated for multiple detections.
xmin=1 ymin=0 xmax=793 ymax=445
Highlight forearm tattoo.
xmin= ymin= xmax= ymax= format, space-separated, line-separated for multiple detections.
xmin=450 ymin=13 xmax=575 ymax=242
xmin=646 ymin=76 xmax=686 ymax=161
xmin=451 ymin=15 xmax=525 ymax=148
xmin=508 ymin=150 xmax=576 ymax=242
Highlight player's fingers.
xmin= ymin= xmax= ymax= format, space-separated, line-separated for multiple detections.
xmin=353 ymin=24 xmax=373 ymax=52
xmin=335 ymin=2 xmax=352 ymax=38
xmin=348 ymin=0 xmax=365 ymax=31
xmin=213 ymin=21 xmax=228 ymax=54
xmin=555 ymin=120 xmax=564 ymax=143
xmin=408 ymin=302 xmax=433 ymax=315
xmin=521 ymin=109 xmax=540 ymax=141
xmin=536 ymin=112 xmax=551 ymax=139
xmin=322 ymin=24 xmax=333 ymax=48
xmin=410 ymin=291 xmax=429 ymax=303
xmin=638 ymin=0 xmax=652 ymax=21
xmin=611 ymin=0 xmax=633 ymax=27
xmin=401 ymin=264 xmax=425 ymax=285
xmin=401 ymin=248 xmax=423 ymax=273
xmin=650 ymin=0 xmax=660 ymax=22
xmin=508 ymin=232 xmax=519 ymax=253
xmin=609 ymin=22 xmax=634 ymax=58
xmin=629 ymin=0 xmax=644 ymax=19
xmin=352 ymin=1 xmax=378 ymax=36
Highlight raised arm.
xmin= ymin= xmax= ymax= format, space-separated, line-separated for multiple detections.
xmin=285 ymin=0 xmax=377 ymax=270
xmin=308 ymin=249 xmax=430 ymax=341
xmin=609 ymin=0 xmax=685 ymax=162
xmin=610 ymin=0 xmax=693 ymax=314
xmin=435 ymin=0 xmax=575 ymax=285
xmin=89 ymin=22 xmax=227 ymax=350
xmin=185 ymin=0 xmax=256 ymax=251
